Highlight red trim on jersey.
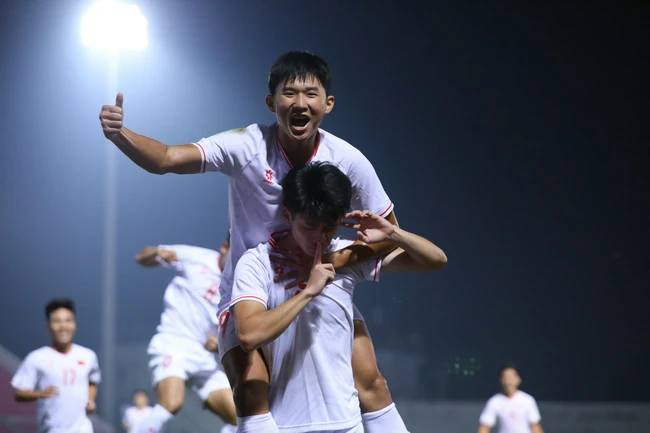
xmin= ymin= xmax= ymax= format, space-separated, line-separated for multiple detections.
xmin=231 ymin=295 xmax=267 ymax=307
xmin=276 ymin=125 xmax=321 ymax=169
xmin=194 ymin=142 xmax=207 ymax=173
xmin=269 ymin=229 xmax=291 ymax=250
xmin=373 ymin=257 xmax=380 ymax=281
xmin=378 ymin=202 xmax=394 ymax=217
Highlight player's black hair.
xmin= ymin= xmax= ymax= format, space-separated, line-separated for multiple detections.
xmin=44 ymin=298 xmax=76 ymax=320
xmin=268 ymin=51 xmax=332 ymax=96
xmin=500 ymin=363 xmax=519 ymax=376
xmin=282 ymin=162 xmax=352 ymax=228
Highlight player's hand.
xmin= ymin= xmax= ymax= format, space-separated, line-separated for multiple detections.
xmin=40 ymin=386 xmax=58 ymax=399
xmin=99 ymin=92 xmax=124 ymax=140
xmin=156 ymin=249 xmax=178 ymax=265
xmin=271 ymin=247 xmax=336 ymax=290
xmin=204 ymin=334 xmax=219 ymax=353
xmin=302 ymin=242 xmax=335 ymax=297
xmin=86 ymin=400 xmax=97 ymax=414
xmin=341 ymin=210 xmax=395 ymax=244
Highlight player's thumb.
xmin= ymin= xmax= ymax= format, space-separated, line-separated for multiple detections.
xmin=115 ymin=92 xmax=124 ymax=108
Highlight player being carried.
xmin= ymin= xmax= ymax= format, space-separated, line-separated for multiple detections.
xmin=11 ymin=298 xmax=101 ymax=433
xmin=230 ymin=162 xmax=447 ymax=432
xmin=100 ymin=50 xmax=407 ymax=433
xmin=133 ymin=239 xmax=237 ymax=433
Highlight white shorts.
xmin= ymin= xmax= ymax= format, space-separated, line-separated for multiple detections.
xmin=147 ymin=333 xmax=231 ymax=400
xmin=309 ymin=423 xmax=364 ymax=433
xmin=217 ymin=304 xmax=365 ymax=361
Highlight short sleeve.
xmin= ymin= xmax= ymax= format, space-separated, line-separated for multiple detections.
xmin=122 ymin=407 xmax=133 ymax=425
xmin=358 ymin=257 xmax=383 ymax=283
xmin=479 ymin=398 xmax=497 ymax=427
xmin=346 ymin=149 xmax=394 ymax=218
xmin=159 ymin=244 xmax=216 ymax=272
xmin=192 ymin=127 xmax=257 ymax=175
xmin=527 ymin=397 xmax=542 ymax=423
xmin=230 ymin=251 xmax=270 ymax=309
xmin=11 ymin=353 xmax=38 ymax=391
xmin=89 ymin=351 xmax=102 ymax=385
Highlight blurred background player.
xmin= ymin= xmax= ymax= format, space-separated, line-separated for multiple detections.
xmin=11 ymin=298 xmax=101 ymax=433
xmin=478 ymin=365 xmax=544 ymax=433
xmin=134 ymin=240 xmax=237 ymax=433
xmin=122 ymin=390 xmax=153 ymax=433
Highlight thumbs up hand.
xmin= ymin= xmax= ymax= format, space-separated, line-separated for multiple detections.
xmin=99 ymin=92 xmax=124 ymax=140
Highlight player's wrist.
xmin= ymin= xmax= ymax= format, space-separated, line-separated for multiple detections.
xmin=386 ymin=226 xmax=405 ymax=244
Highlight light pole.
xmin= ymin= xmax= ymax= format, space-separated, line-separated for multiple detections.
xmin=81 ymin=1 xmax=147 ymax=426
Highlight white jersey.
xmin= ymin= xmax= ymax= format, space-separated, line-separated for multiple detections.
xmin=122 ymin=405 xmax=153 ymax=433
xmin=192 ymin=123 xmax=393 ymax=315
xmin=156 ymin=244 xmax=223 ymax=344
xmin=479 ymin=391 xmax=541 ymax=433
xmin=230 ymin=235 xmax=382 ymax=433
xmin=10 ymin=344 xmax=101 ymax=433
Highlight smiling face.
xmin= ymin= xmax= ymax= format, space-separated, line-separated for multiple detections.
xmin=47 ymin=307 xmax=76 ymax=347
xmin=266 ymin=75 xmax=335 ymax=145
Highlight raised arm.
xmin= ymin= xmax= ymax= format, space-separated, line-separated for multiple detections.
xmin=100 ymin=93 xmax=203 ymax=175
xmin=135 ymin=246 xmax=178 ymax=267
xmin=342 ymin=210 xmax=447 ymax=273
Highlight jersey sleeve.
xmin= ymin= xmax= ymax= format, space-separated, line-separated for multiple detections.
xmin=88 ymin=351 xmax=102 ymax=385
xmin=346 ymin=149 xmax=394 ymax=218
xmin=122 ymin=407 xmax=133 ymax=425
xmin=479 ymin=398 xmax=498 ymax=427
xmin=11 ymin=353 xmax=38 ymax=391
xmin=192 ymin=127 xmax=257 ymax=175
xmin=230 ymin=250 xmax=270 ymax=309
xmin=527 ymin=396 xmax=542 ymax=423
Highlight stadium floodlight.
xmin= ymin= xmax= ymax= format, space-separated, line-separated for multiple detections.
xmin=81 ymin=1 xmax=148 ymax=426
xmin=81 ymin=0 xmax=148 ymax=51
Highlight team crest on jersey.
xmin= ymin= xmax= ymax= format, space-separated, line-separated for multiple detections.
xmin=78 ymin=360 xmax=85 ymax=365
xmin=264 ymin=169 xmax=274 ymax=185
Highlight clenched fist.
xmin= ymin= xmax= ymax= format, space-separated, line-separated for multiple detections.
xmin=99 ymin=92 xmax=124 ymax=140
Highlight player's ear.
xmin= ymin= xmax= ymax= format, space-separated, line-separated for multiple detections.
xmin=265 ymin=95 xmax=275 ymax=113
xmin=324 ymin=95 xmax=335 ymax=114
xmin=282 ymin=206 xmax=292 ymax=225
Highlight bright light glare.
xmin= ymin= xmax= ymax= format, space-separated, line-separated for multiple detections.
xmin=81 ymin=1 xmax=148 ymax=51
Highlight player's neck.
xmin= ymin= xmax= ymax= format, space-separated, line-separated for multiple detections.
xmin=50 ymin=341 xmax=73 ymax=354
xmin=503 ymin=389 xmax=518 ymax=398
xmin=277 ymin=127 xmax=318 ymax=167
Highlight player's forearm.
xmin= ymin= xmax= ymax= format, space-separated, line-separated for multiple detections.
xmin=236 ymin=291 xmax=314 ymax=352
xmin=88 ymin=383 xmax=98 ymax=403
xmin=477 ymin=425 xmax=491 ymax=433
xmin=111 ymin=128 xmax=174 ymax=175
xmin=14 ymin=389 xmax=44 ymax=402
xmin=136 ymin=247 xmax=161 ymax=266
xmin=531 ymin=423 xmax=544 ymax=433
xmin=388 ymin=227 xmax=447 ymax=270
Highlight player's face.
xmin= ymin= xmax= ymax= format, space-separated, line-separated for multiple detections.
xmin=266 ymin=76 xmax=335 ymax=143
xmin=286 ymin=211 xmax=340 ymax=257
xmin=500 ymin=368 xmax=521 ymax=394
xmin=47 ymin=308 xmax=76 ymax=346
xmin=133 ymin=392 xmax=149 ymax=408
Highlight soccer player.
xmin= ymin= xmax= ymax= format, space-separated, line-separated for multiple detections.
xmin=122 ymin=390 xmax=153 ymax=433
xmin=11 ymin=298 xmax=101 ymax=433
xmin=478 ymin=365 xmax=545 ymax=433
xmin=100 ymin=50 xmax=406 ymax=432
xmin=230 ymin=162 xmax=447 ymax=432
xmin=133 ymin=240 xmax=237 ymax=433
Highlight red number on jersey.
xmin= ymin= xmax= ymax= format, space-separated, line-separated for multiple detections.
xmin=204 ymin=284 xmax=219 ymax=302
xmin=62 ymin=368 xmax=76 ymax=386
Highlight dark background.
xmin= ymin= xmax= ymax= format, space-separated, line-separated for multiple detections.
xmin=1 ymin=0 xmax=648 ymax=402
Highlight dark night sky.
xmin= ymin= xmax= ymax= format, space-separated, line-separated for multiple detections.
xmin=0 ymin=1 xmax=648 ymax=402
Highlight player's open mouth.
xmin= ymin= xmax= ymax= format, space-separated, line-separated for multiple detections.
xmin=290 ymin=116 xmax=309 ymax=129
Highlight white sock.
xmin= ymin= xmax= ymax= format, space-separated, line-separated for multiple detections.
xmin=361 ymin=403 xmax=409 ymax=433
xmin=220 ymin=424 xmax=238 ymax=433
xmin=237 ymin=412 xmax=280 ymax=433
xmin=136 ymin=404 xmax=174 ymax=433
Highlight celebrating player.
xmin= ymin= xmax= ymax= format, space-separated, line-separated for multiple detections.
xmin=134 ymin=240 xmax=237 ymax=433
xmin=11 ymin=298 xmax=101 ymax=433
xmin=230 ymin=162 xmax=447 ymax=432
xmin=121 ymin=390 xmax=153 ymax=433
xmin=478 ymin=365 xmax=545 ymax=433
xmin=100 ymin=50 xmax=405 ymax=432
